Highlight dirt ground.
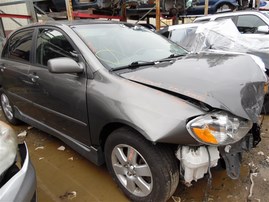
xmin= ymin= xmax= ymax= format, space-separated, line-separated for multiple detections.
xmin=1 ymin=109 xmax=269 ymax=202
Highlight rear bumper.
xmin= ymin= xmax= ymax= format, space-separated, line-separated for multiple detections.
xmin=0 ymin=142 xmax=36 ymax=202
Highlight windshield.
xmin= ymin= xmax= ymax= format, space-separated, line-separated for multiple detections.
xmin=73 ymin=23 xmax=187 ymax=69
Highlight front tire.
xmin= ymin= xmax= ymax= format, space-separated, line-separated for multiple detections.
xmin=0 ymin=92 xmax=20 ymax=125
xmin=104 ymin=127 xmax=179 ymax=202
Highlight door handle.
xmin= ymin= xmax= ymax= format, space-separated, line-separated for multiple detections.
xmin=29 ymin=74 xmax=39 ymax=82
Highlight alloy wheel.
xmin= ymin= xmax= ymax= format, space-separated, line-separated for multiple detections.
xmin=111 ymin=144 xmax=153 ymax=197
xmin=1 ymin=94 xmax=14 ymax=120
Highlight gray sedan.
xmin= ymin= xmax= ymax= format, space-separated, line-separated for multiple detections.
xmin=0 ymin=20 xmax=267 ymax=201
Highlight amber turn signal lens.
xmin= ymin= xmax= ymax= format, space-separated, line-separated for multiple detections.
xmin=193 ymin=127 xmax=218 ymax=144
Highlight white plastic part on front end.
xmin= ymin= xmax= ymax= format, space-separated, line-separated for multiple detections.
xmin=176 ymin=146 xmax=220 ymax=183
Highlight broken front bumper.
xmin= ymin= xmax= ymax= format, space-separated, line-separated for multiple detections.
xmin=176 ymin=126 xmax=259 ymax=183
xmin=0 ymin=142 xmax=36 ymax=202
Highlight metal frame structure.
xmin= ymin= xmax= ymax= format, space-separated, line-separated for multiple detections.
xmin=0 ymin=0 xmax=211 ymax=36
xmin=0 ymin=0 xmax=49 ymax=22
xmin=0 ymin=0 xmax=51 ymax=36
xmin=0 ymin=18 xmax=4 ymax=37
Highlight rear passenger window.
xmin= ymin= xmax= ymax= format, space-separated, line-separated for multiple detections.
xmin=36 ymin=28 xmax=78 ymax=66
xmin=3 ymin=29 xmax=33 ymax=63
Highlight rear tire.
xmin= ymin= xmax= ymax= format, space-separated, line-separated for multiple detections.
xmin=0 ymin=92 xmax=20 ymax=125
xmin=104 ymin=127 xmax=179 ymax=202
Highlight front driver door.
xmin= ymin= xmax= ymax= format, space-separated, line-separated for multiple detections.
xmin=28 ymin=27 xmax=91 ymax=145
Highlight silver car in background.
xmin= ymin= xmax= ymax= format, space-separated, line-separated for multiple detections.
xmin=0 ymin=121 xmax=36 ymax=201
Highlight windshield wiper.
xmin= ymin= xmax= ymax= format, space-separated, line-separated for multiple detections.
xmin=111 ymin=61 xmax=155 ymax=71
xmin=165 ymin=53 xmax=186 ymax=59
xmin=111 ymin=54 xmax=186 ymax=72
xmin=155 ymin=53 xmax=187 ymax=63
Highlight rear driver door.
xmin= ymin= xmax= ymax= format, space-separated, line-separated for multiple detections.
xmin=0 ymin=28 xmax=35 ymax=116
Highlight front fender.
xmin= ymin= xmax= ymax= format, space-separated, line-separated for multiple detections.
xmin=87 ymin=70 xmax=206 ymax=145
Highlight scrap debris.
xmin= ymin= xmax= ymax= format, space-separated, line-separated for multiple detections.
xmin=172 ymin=196 xmax=181 ymax=202
xmin=57 ymin=146 xmax=65 ymax=151
xmin=17 ymin=130 xmax=27 ymax=137
xmin=248 ymin=172 xmax=258 ymax=199
xmin=257 ymin=151 xmax=264 ymax=156
xmin=59 ymin=191 xmax=77 ymax=200
xmin=39 ymin=157 xmax=44 ymax=160
xmin=35 ymin=146 xmax=45 ymax=150
xmin=68 ymin=157 xmax=74 ymax=161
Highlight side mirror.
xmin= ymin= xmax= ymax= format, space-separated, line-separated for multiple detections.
xmin=48 ymin=57 xmax=83 ymax=73
xmin=257 ymin=25 xmax=269 ymax=34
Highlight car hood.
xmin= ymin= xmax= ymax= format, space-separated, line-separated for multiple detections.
xmin=119 ymin=52 xmax=267 ymax=122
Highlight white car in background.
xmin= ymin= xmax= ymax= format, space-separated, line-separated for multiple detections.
xmin=158 ymin=19 xmax=269 ymax=113
xmin=194 ymin=10 xmax=269 ymax=35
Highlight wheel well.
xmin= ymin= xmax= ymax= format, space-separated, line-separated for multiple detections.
xmin=99 ymin=123 xmax=147 ymax=152
xmin=216 ymin=2 xmax=235 ymax=9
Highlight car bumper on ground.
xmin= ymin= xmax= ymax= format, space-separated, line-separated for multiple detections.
xmin=0 ymin=142 xmax=36 ymax=202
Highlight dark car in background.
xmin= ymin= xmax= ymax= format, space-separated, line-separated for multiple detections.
xmin=0 ymin=20 xmax=267 ymax=201
xmin=185 ymin=0 xmax=238 ymax=15
xmin=35 ymin=0 xmax=239 ymax=17
xmin=0 ymin=121 xmax=36 ymax=201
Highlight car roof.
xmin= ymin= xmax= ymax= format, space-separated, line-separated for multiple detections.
xmin=158 ymin=23 xmax=200 ymax=34
xmin=6 ymin=20 xmax=128 ymax=38
xmin=167 ymin=23 xmax=200 ymax=31
xmin=194 ymin=10 xmax=265 ymax=21
xmin=15 ymin=19 xmax=124 ymax=30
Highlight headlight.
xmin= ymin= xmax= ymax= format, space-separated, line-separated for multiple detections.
xmin=0 ymin=122 xmax=17 ymax=175
xmin=186 ymin=111 xmax=252 ymax=145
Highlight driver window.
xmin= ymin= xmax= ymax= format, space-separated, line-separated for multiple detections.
xmin=36 ymin=28 xmax=78 ymax=66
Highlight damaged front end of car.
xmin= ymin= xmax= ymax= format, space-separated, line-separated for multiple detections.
xmin=119 ymin=50 xmax=268 ymax=188
xmin=176 ymin=81 xmax=268 ymax=184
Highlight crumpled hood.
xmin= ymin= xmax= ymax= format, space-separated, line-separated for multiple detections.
xmin=120 ymin=52 xmax=267 ymax=122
